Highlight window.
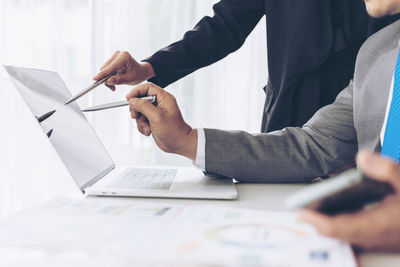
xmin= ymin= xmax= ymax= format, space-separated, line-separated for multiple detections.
xmin=0 ymin=0 xmax=267 ymax=217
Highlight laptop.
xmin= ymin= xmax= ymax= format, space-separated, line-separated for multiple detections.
xmin=5 ymin=65 xmax=237 ymax=199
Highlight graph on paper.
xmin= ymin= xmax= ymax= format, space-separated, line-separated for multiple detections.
xmin=205 ymin=223 xmax=307 ymax=249
xmin=0 ymin=198 xmax=356 ymax=267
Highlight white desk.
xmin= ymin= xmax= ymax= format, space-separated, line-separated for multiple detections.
xmin=2 ymin=181 xmax=399 ymax=266
xmin=90 ymin=182 xmax=400 ymax=267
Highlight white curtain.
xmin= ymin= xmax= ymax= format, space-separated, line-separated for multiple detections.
xmin=0 ymin=0 xmax=267 ymax=217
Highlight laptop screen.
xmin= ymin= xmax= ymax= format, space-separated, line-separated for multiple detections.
xmin=5 ymin=66 xmax=115 ymax=191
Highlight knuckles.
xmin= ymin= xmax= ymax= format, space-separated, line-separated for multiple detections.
xmin=146 ymin=82 xmax=155 ymax=87
xmin=165 ymin=92 xmax=175 ymax=101
xmin=135 ymin=99 xmax=145 ymax=106
xmin=121 ymin=51 xmax=131 ymax=59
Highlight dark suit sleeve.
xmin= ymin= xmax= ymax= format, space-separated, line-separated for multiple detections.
xmin=143 ymin=0 xmax=265 ymax=87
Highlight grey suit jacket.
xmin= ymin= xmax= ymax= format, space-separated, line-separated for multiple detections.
xmin=204 ymin=19 xmax=400 ymax=183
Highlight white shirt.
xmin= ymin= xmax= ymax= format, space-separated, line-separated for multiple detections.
xmin=380 ymin=77 xmax=394 ymax=145
xmin=193 ymin=128 xmax=206 ymax=170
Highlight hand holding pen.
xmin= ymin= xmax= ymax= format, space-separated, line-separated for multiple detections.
xmin=64 ymin=71 xmax=156 ymax=112
xmin=127 ymin=82 xmax=198 ymax=161
xmin=92 ymin=51 xmax=155 ymax=92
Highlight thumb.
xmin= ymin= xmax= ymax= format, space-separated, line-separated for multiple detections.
xmin=129 ymin=98 xmax=160 ymax=123
xmin=357 ymin=150 xmax=400 ymax=192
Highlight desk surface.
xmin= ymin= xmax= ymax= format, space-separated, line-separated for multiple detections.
xmin=92 ymin=182 xmax=400 ymax=267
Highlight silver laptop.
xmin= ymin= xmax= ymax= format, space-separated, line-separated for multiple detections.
xmin=5 ymin=66 xmax=237 ymax=199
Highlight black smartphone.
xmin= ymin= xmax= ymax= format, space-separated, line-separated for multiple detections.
xmin=285 ymin=168 xmax=395 ymax=215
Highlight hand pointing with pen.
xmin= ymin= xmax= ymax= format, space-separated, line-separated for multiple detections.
xmin=93 ymin=51 xmax=155 ymax=91
xmin=127 ymin=82 xmax=198 ymax=161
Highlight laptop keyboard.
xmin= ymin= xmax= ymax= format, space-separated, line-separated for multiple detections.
xmin=107 ymin=168 xmax=177 ymax=190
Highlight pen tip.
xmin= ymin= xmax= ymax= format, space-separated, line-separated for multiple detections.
xmin=37 ymin=110 xmax=56 ymax=123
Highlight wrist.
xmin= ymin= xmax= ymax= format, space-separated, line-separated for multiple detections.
xmin=141 ymin=62 xmax=155 ymax=81
xmin=177 ymin=128 xmax=198 ymax=161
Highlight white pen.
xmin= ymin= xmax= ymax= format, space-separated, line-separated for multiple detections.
xmin=65 ymin=72 xmax=117 ymax=105
xmin=81 ymin=96 xmax=156 ymax=112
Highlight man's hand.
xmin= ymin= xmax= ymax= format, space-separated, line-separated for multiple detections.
xmin=300 ymin=151 xmax=400 ymax=252
xmin=93 ymin=51 xmax=155 ymax=91
xmin=126 ymin=82 xmax=197 ymax=161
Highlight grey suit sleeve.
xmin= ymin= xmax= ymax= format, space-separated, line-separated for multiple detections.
xmin=204 ymin=81 xmax=358 ymax=183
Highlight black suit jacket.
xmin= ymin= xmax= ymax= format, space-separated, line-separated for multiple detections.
xmin=145 ymin=0 xmax=400 ymax=132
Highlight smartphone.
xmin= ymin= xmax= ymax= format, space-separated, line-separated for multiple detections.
xmin=285 ymin=168 xmax=395 ymax=215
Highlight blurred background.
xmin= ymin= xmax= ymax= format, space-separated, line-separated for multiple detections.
xmin=0 ymin=0 xmax=267 ymax=217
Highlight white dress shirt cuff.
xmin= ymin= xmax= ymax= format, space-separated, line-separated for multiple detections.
xmin=193 ymin=128 xmax=206 ymax=171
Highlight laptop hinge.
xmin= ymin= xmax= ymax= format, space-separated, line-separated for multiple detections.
xmin=80 ymin=164 xmax=116 ymax=193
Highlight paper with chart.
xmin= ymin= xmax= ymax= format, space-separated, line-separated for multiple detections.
xmin=0 ymin=197 xmax=356 ymax=267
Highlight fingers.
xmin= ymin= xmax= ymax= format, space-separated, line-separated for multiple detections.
xmin=105 ymin=84 xmax=116 ymax=92
xmin=93 ymin=51 xmax=130 ymax=81
xmin=126 ymin=82 xmax=166 ymax=100
xmin=129 ymin=104 xmax=140 ymax=119
xmin=129 ymin=104 xmax=151 ymax=136
xmin=136 ymin=115 xmax=151 ymax=136
xmin=104 ymin=72 xmax=132 ymax=91
xmin=128 ymin=97 xmax=160 ymax=124
xmin=93 ymin=51 xmax=120 ymax=80
xmin=301 ymin=202 xmax=400 ymax=252
xmin=299 ymin=210 xmax=336 ymax=236
xmin=300 ymin=209 xmax=370 ymax=244
xmin=301 ymin=151 xmax=400 ymax=251
xmin=357 ymin=151 xmax=400 ymax=192
xmin=100 ymin=50 xmax=120 ymax=70
xmin=106 ymin=73 xmax=131 ymax=86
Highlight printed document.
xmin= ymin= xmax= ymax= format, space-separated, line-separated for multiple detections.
xmin=0 ymin=197 xmax=356 ymax=267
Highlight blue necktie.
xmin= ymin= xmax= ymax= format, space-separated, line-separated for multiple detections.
xmin=381 ymin=48 xmax=400 ymax=162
